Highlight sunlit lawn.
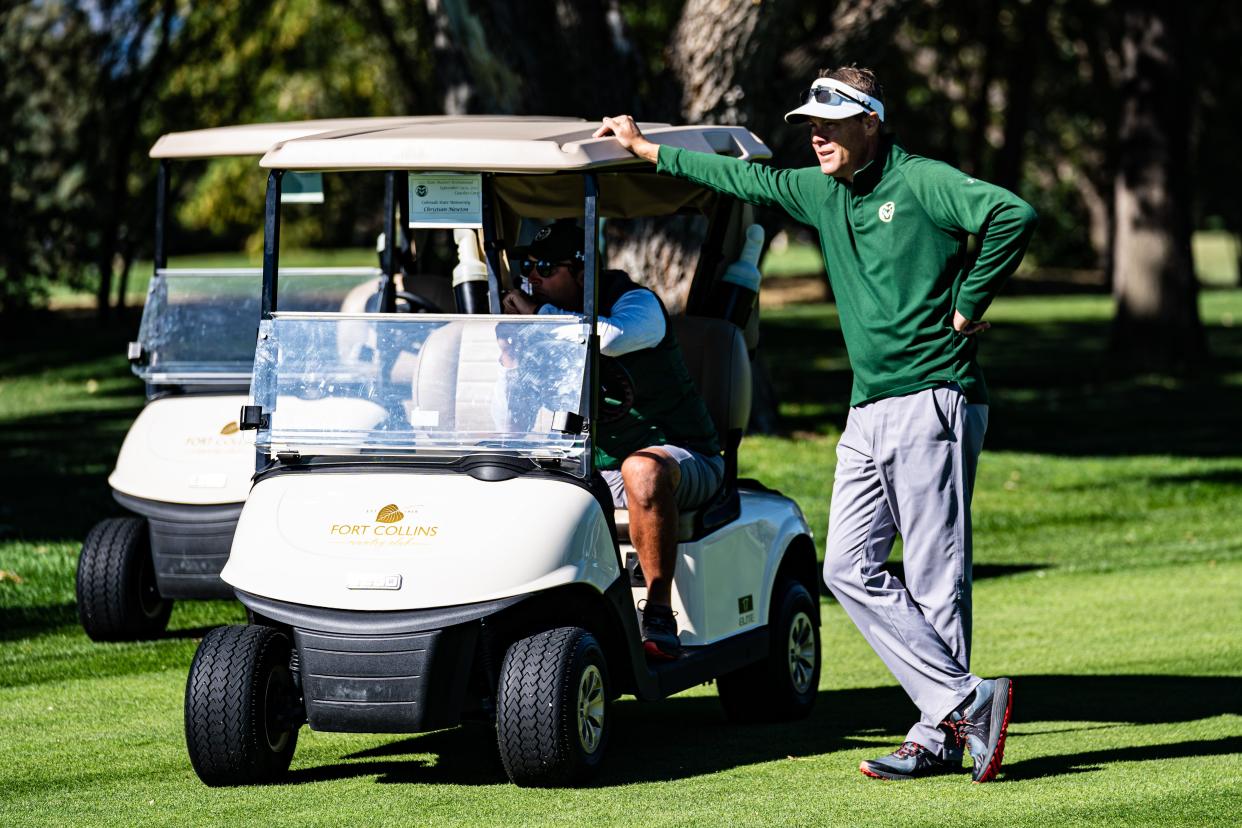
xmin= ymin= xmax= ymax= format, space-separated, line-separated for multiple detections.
xmin=2 ymin=291 xmax=1240 ymax=826
xmin=45 ymin=228 xmax=1242 ymax=312
xmin=761 ymin=229 xmax=1240 ymax=287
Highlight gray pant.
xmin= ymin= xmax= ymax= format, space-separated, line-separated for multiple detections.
xmin=823 ymin=383 xmax=988 ymax=759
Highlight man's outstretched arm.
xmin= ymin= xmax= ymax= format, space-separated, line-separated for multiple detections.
xmin=594 ymin=115 xmax=821 ymax=226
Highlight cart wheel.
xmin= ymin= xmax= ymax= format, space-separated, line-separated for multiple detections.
xmin=495 ymin=626 xmax=611 ymax=787
xmin=185 ymin=625 xmax=301 ymax=786
xmin=717 ymin=579 xmax=820 ymax=722
xmin=76 ymin=516 xmax=172 ymax=641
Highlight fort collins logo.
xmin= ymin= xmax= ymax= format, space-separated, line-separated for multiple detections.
xmin=183 ymin=421 xmax=245 ymax=449
xmin=376 ymin=504 xmax=404 ymax=523
xmin=329 ymin=503 xmax=439 ymax=541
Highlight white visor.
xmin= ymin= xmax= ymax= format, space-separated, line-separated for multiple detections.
xmin=785 ymin=78 xmax=886 ymax=124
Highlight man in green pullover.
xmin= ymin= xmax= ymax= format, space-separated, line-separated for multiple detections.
xmin=596 ymin=65 xmax=1036 ymax=783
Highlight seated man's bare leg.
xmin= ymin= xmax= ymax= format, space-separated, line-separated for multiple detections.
xmin=620 ymin=447 xmax=682 ymax=607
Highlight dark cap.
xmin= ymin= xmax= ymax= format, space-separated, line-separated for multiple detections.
xmin=517 ymin=221 xmax=584 ymax=265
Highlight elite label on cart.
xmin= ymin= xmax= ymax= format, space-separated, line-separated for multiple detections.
xmin=346 ymin=573 xmax=403 ymax=590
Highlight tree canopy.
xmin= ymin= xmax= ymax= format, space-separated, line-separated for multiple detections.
xmin=1 ymin=0 xmax=1233 ymax=369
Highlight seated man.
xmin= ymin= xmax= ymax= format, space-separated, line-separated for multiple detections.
xmin=501 ymin=221 xmax=723 ymax=661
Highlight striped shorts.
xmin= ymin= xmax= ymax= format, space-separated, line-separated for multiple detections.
xmin=601 ymin=444 xmax=725 ymax=510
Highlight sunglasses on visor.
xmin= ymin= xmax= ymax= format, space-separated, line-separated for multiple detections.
xmin=799 ymin=85 xmax=876 ymax=114
xmin=519 ymin=258 xmax=574 ymax=278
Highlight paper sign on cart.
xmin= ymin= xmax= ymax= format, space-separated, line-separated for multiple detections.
xmin=408 ymin=173 xmax=483 ymax=228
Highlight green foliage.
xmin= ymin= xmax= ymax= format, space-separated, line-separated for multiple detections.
xmin=2 ymin=0 xmax=1238 ymax=323
xmin=0 ymin=2 xmax=109 ymax=313
xmin=157 ymin=0 xmax=404 ymax=255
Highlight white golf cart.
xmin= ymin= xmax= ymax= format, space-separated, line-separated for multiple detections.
xmin=183 ymin=118 xmax=820 ymax=787
xmin=76 ymin=117 xmax=483 ymax=641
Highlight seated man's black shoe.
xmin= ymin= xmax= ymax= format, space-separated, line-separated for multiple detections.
xmin=946 ymin=677 xmax=1014 ymax=783
xmin=639 ymin=602 xmax=680 ymax=662
xmin=859 ymin=742 xmax=961 ymax=780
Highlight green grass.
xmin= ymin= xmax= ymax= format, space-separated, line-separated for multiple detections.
xmin=49 ymin=229 xmax=1240 ymax=310
xmin=1194 ymin=230 xmax=1241 ymax=286
xmin=50 ymin=247 xmax=377 ymax=307
xmin=3 ymin=292 xmax=1242 ymax=825
xmin=763 ymin=230 xmax=1242 ymax=286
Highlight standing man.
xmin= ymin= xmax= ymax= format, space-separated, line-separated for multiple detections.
xmin=596 ymin=66 xmax=1036 ymax=783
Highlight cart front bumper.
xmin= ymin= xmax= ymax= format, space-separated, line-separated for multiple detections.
xmin=236 ymin=590 xmax=524 ymax=733
xmin=113 ymin=491 xmax=240 ymax=599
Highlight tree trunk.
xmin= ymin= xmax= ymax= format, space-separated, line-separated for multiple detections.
xmin=965 ymin=0 xmax=999 ymax=179
xmin=993 ymin=0 xmax=1047 ymax=194
xmin=641 ymin=0 xmax=804 ymax=307
xmin=1063 ymin=160 xmax=1111 ymax=272
xmin=604 ymin=216 xmax=706 ymax=313
xmin=1110 ymin=2 xmax=1205 ymax=371
xmin=649 ymin=0 xmax=803 ymax=431
xmin=422 ymin=0 xmax=640 ymax=116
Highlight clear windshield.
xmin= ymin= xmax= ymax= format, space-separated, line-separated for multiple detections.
xmin=252 ymin=312 xmax=589 ymax=472
xmin=133 ymin=267 xmax=384 ymax=385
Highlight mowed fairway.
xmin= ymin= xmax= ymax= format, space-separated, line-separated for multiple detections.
xmin=2 ymin=291 xmax=1241 ymax=826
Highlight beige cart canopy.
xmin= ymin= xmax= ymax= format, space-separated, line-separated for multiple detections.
xmin=150 ymin=116 xmax=586 ymax=160
xmin=258 ymin=118 xmax=771 ymax=220
xmin=259 ymin=119 xmax=770 ymax=174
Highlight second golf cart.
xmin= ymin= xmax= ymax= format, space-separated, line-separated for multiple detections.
xmin=77 ymin=117 xmax=525 ymax=640
xmin=183 ymin=118 xmax=821 ymax=787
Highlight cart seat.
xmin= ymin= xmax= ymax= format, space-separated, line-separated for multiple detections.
xmin=613 ymin=315 xmax=750 ymax=544
xmin=409 ymin=320 xmax=504 ymax=431
xmin=338 ymin=275 xmax=453 ymax=386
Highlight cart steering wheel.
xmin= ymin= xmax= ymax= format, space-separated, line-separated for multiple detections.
xmin=394 ymin=290 xmax=441 ymax=314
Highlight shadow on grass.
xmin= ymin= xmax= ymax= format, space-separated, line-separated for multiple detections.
xmin=760 ymin=305 xmax=1242 ymax=457
xmin=1001 ymin=736 xmax=1242 ymax=781
xmin=0 ymin=389 xmax=143 ymax=543
xmin=0 ymin=604 xmax=231 ymax=643
xmin=0 ymin=605 xmax=80 ymax=640
xmin=281 ymin=674 xmax=1240 ymax=787
xmin=1143 ymin=468 xmax=1242 ymax=487
xmin=0 ymin=561 xmax=1043 ymax=641
xmin=0 ymin=308 xmax=140 ymax=380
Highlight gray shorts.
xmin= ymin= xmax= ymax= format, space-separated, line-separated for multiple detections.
xmin=601 ymin=444 xmax=725 ymax=510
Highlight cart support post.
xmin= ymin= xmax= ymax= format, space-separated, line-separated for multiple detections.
xmin=380 ymin=171 xmax=398 ymax=312
xmin=153 ymin=160 xmax=169 ymax=274
xmin=480 ymin=174 xmax=503 ymax=314
xmin=261 ymin=170 xmax=284 ymax=319
xmin=583 ymin=173 xmax=600 ymax=475
xmin=397 ymin=172 xmax=413 ymax=277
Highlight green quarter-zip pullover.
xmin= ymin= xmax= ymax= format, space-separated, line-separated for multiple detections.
xmin=658 ymin=138 xmax=1037 ymax=406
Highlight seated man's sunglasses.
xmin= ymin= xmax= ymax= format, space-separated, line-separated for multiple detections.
xmin=519 ymin=258 xmax=575 ymax=278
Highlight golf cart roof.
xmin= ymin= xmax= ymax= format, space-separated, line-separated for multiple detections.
xmin=258 ymin=119 xmax=771 ymax=173
xmin=150 ymin=116 xmax=586 ymax=160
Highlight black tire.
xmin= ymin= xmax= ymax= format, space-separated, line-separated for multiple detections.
xmin=76 ymin=516 xmax=172 ymax=641
xmin=495 ymin=626 xmax=611 ymax=787
xmin=185 ymin=625 xmax=301 ymax=786
xmin=717 ymin=579 xmax=820 ymax=723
